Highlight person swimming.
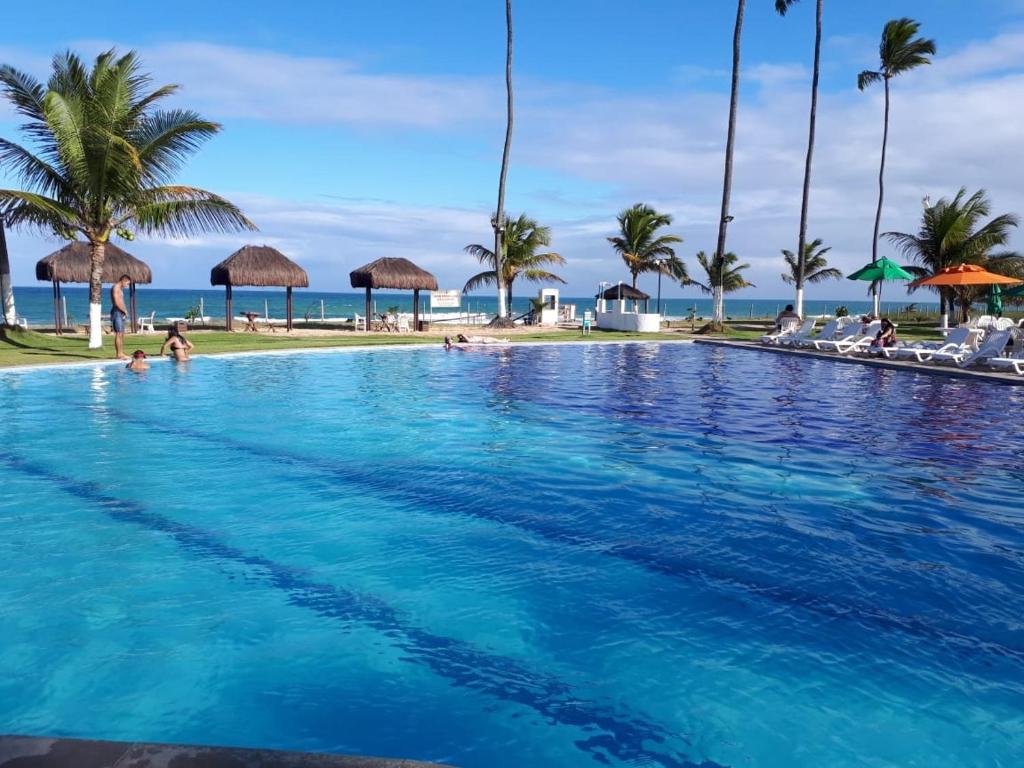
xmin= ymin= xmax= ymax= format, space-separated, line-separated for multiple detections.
xmin=456 ymin=333 xmax=509 ymax=344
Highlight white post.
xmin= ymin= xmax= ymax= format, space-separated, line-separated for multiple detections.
xmin=88 ymin=303 xmax=103 ymax=348
xmin=320 ymin=299 xmax=325 ymax=321
xmin=62 ymin=295 xmax=68 ymax=327
xmin=264 ymin=299 xmax=269 ymax=320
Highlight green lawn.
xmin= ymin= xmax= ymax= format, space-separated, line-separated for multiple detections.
xmin=0 ymin=327 xmax=679 ymax=368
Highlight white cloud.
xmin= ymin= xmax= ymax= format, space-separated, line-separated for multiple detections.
xmin=3 ymin=30 xmax=1024 ymax=301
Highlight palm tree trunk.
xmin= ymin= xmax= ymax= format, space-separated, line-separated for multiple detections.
xmin=714 ymin=0 xmax=745 ymax=328
xmin=87 ymin=241 xmax=106 ymax=349
xmin=506 ymin=282 xmax=513 ymax=318
xmin=492 ymin=0 xmax=514 ymax=322
xmin=794 ymin=0 xmax=822 ymax=319
xmin=0 ymin=216 xmax=17 ymax=328
xmin=870 ymin=75 xmax=891 ymax=317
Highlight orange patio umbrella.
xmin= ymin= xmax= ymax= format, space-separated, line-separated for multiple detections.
xmin=910 ymin=263 xmax=1023 ymax=288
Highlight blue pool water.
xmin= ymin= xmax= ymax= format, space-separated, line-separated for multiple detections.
xmin=0 ymin=342 xmax=1022 ymax=768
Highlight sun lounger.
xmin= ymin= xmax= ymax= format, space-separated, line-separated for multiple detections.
xmin=987 ymin=347 xmax=1024 ymax=375
xmin=760 ymin=318 xmax=802 ymax=345
xmin=880 ymin=327 xmax=976 ymax=362
xmin=814 ymin=321 xmax=881 ymax=353
xmin=955 ymin=330 xmax=1012 ymax=368
xmin=791 ymin=318 xmax=844 ymax=349
xmin=769 ymin=319 xmax=815 ymax=346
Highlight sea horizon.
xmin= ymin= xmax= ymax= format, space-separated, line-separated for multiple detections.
xmin=10 ymin=284 xmax=941 ymax=326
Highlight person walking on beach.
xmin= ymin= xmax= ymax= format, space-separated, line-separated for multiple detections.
xmin=110 ymin=275 xmax=132 ymax=360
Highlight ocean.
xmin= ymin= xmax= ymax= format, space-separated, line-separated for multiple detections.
xmin=9 ymin=285 xmax=938 ymax=327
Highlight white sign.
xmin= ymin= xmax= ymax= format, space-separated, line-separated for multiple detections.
xmin=431 ymin=290 xmax=462 ymax=308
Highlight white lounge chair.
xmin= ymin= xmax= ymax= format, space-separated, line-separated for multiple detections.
xmin=955 ymin=330 xmax=1012 ymax=368
xmin=993 ymin=317 xmax=1016 ymax=331
xmin=792 ymin=318 xmax=842 ymax=349
xmin=881 ymin=327 xmax=977 ymax=362
xmin=814 ymin=321 xmax=881 ymax=354
xmin=760 ymin=317 xmax=802 ymax=344
xmin=772 ymin=319 xmax=815 ymax=346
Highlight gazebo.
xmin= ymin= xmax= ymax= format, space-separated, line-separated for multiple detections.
xmin=597 ymin=284 xmax=651 ymax=313
xmin=210 ymin=245 xmax=309 ymax=331
xmin=349 ymin=257 xmax=438 ymax=332
xmin=36 ymin=242 xmax=152 ymax=335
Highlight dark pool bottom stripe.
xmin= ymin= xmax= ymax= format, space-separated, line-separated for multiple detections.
xmin=0 ymin=450 xmax=725 ymax=768
xmin=91 ymin=403 xmax=1024 ymax=670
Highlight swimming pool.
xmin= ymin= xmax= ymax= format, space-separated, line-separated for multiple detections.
xmin=1 ymin=342 xmax=1021 ymax=768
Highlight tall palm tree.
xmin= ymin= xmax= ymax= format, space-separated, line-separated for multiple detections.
xmin=776 ymin=0 xmax=823 ymax=318
xmin=885 ymin=188 xmax=1019 ymax=325
xmin=491 ymin=0 xmax=515 ymax=324
xmin=0 ymin=215 xmax=15 ymax=327
xmin=781 ymin=239 xmax=842 ymax=287
xmin=607 ymin=203 xmax=686 ymax=288
xmin=858 ymin=18 xmax=936 ymax=316
xmin=712 ymin=0 xmax=746 ymax=329
xmin=693 ymin=250 xmax=754 ymax=321
xmin=464 ymin=213 xmax=566 ymax=313
xmin=0 ymin=50 xmax=254 ymax=348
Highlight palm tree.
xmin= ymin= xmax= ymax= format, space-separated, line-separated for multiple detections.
xmin=0 ymin=50 xmax=254 ymax=348
xmin=607 ymin=203 xmax=686 ymax=288
xmin=0 ymin=215 xmax=16 ymax=327
xmin=781 ymin=239 xmax=842 ymax=287
xmin=776 ymin=0 xmax=823 ymax=318
xmin=464 ymin=213 xmax=566 ymax=313
xmin=858 ymin=18 xmax=936 ymax=316
xmin=885 ymin=188 xmax=1019 ymax=325
xmin=491 ymin=0 xmax=515 ymax=324
xmin=712 ymin=0 xmax=747 ymax=329
xmin=693 ymin=250 xmax=754 ymax=321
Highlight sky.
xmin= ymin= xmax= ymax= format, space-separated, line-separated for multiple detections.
xmin=2 ymin=0 xmax=1024 ymax=301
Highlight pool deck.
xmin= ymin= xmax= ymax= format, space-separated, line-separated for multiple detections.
xmin=694 ymin=338 xmax=1024 ymax=385
xmin=0 ymin=736 xmax=445 ymax=768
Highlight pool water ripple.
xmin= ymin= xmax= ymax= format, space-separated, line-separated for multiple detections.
xmin=2 ymin=343 xmax=1023 ymax=768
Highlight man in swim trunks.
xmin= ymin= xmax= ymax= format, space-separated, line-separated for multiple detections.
xmin=160 ymin=327 xmax=194 ymax=362
xmin=110 ymin=274 xmax=132 ymax=360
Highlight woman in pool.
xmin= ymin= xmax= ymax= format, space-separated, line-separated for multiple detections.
xmin=160 ymin=328 xmax=194 ymax=361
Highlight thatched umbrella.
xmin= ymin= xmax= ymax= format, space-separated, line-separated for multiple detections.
xmin=210 ymin=245 xmax=309 ymax=331
xmin=349 ymin=257 xmax=438 ymax=332
xmin=597 ymin=284 xmax=651 ymax=313
xmin=36 ymin=242 xmax=152 ymax=335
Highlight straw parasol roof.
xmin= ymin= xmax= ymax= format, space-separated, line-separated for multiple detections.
xmin=349 ymin=257 xmax=438 ymax=291
xmin=598 ymin=284 xmax=650 ymax=301
xmin=210 ymin=245 xmax=309 ymax=287
xmin=36 ymin=241 xmax=152 ymax=284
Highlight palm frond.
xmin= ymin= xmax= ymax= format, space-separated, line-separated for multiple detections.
xmin=462 ymin=270 xmax=497 ymax=293
xmin=127 ymin=186 xmax=256 ymax=237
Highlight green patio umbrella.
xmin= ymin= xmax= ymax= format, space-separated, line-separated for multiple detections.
xmin=987 ymin=284 xmax=1003 ymax=316
xmin=847 ymin=257 xmax=915 ymax=312
xmin=1003 ymin=284 xmax=1024 ymax=299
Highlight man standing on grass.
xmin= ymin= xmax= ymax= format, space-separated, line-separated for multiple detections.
xmin=110 ymin=275 xmax=131 ymax=360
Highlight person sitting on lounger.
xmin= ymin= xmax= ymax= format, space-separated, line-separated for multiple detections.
xmin=871 ymin=318 xmax=897 ymax=348
xmin=456 ymin=333 xmax=509 ymax=344
xmin=126 ymin=350 xmax=149 ymax=372
xmin=773 ymin=304 xmax=801 ymax=330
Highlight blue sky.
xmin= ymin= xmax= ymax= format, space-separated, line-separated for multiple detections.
xmin=2 ymin=0 xmax=1024 ymax=300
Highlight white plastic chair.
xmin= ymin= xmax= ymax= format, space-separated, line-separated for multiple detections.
xmin=397 ymin=315 xmax=411 ymax=333
xmin=773 ymin=319 xmax=815 ymax=346
xmin=814 ymin=321 xmax=881 ymax=353
xmin=792 ymin=318 xmax=841 ymax=348
xmin=932 ymin=330 xmax=1010 ymax=366
xmin=138 ymin=311 xmax=156 ymax=333
xmin=882 ymin=327 xmax=976 ymax=362
xmin=760 ymin=317 xmax=802 ymax=345
xmin=352 ymin=313 xmax=366 ymax=331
